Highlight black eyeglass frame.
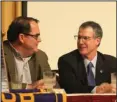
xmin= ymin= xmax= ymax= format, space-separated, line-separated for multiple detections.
xmin=23 ymin=33 xmax=40 ymax=40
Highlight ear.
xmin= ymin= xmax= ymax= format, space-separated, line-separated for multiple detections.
xmin=96 ymin=37 xmax=101 ymax=46
xmin=19 ymin=34 xmax=25 ymax=43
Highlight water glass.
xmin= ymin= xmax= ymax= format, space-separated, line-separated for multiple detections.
xmin=111 ymin=73 xmax=116 ymax=84
xmin=2 ymin=68 xmax=9 ymax=92
xmin=10 ymin=75 xmax=23 ymax=89
xmin=43 ymin=71 xmax=56 ymax=89
xmin=10 ymin=82 xmax=22 ymax=89
xmin=111 ymin=73 xmax=116 ymax=93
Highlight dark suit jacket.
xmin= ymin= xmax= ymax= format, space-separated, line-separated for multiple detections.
xmin=3 ymin=40 xmax=51 ymax=87
xmin=58 ymin=49 xmax=116 ymax=93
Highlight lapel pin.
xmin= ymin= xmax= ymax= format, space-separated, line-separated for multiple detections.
xmin=100 ymin=70 xmax=103 ymax=73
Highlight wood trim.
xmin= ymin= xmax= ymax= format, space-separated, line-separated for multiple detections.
xmin=22 ymin=1 xmax=27 ymax=17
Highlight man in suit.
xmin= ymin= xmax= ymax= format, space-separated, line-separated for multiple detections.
xmin=3 ymin=16 xmax=51 ymax=89
xmin=58 ymin=21 xmax=116 ymax=93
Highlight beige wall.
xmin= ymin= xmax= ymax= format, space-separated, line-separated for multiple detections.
xmin=28 ymin=2 xmax=116 ymax=70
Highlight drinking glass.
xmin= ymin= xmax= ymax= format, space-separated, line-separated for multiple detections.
xmin=2 ymin=68 xmax=9 ymax=92
xmin=111 ymin=73 xmax=116 ymax=93
xmin=43 ymin=71 xmax=56 ymax=89
xmin=10 ymin=75 xmax=23 ymax=89
xmin=111 ymin=73 xmax=116 ymax=84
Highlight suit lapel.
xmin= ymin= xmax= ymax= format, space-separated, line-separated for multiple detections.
xmin=28 ymin=55 xmax=37 ymax=82
xmin=71 ymin=51 xmax=87 ymax=85
xmin=4 ymin=44 xmax=17 ymax=82
xmin=28 ymin=53 xmax=42 ymax=83
xmin=95 ymin=52 xmax=104 ymax=84
xmin=77 ymin=60 xmax=88 ymax=85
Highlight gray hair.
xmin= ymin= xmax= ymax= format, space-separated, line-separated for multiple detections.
xmin=79 ymin=21 xmax=103 ymax=38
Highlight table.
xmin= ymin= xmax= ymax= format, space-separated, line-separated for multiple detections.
xmin=67 ymin=94 xmax=116 ymax=102
xmin=2 ymin=89 xmax=116 ymax=102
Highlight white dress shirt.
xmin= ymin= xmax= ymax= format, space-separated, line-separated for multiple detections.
xmin=9 ymin=43 xmax=32 ymax=84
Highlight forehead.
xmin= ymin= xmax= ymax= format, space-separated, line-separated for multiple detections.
xmin=30 ymin=21 xmax=40 ymax=33
xmin=78 ymin=26 xmax=94 ymax=36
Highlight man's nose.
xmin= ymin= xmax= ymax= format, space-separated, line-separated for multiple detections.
xmin=37 ymin=36 xmax=41 ymax=42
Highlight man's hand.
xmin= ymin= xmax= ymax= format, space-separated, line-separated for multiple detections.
xmin=96 ymin=83 xmax=113 ymax=93
xmin=27 ymin=79 xmax=45 ymax=89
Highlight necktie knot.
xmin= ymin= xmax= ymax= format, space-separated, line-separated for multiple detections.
xmin=87 ymin=62 xmax=93 ymax=75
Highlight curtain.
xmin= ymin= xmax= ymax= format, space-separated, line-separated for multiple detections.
xmin=2 ymin=1 xmax=22 ymax=40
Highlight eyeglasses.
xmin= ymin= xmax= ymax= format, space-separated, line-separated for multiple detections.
xmin=24 ymin=33 xmax=40 ymax=40
xmin=74 ymin=35 xmax=94 ymax=41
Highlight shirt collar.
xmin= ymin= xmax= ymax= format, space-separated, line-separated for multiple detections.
xmin=84 ymin=53 xmax=97 ymax=68
xmin=9 ymin=42 xmax=31 ymax=60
